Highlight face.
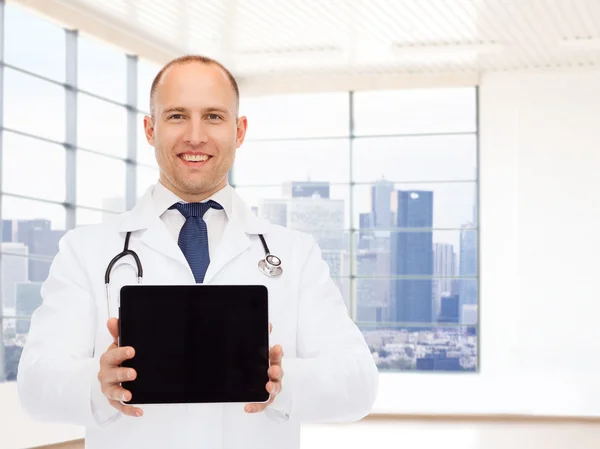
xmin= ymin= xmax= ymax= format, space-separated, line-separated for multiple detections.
xmin=143 ymin=63 xmax=247 ymax=202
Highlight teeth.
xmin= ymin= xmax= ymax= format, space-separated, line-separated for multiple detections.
xmin=181 ymin=154 xmax=210 ymax=162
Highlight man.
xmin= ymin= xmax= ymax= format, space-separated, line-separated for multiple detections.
xmin=17 ymin=55 xmax=378 ymax=449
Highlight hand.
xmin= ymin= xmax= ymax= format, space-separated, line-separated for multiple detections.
xmin=97 ymin=318 xmax=143 ymax=417
xmin=245 ymin=323 xmax=284 ymax=413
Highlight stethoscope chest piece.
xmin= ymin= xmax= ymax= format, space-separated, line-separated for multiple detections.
xmin=258 ymin=254 xmax=283 ymax=277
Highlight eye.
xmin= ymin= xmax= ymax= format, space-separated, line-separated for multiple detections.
xmin=207 ymin=113 xmax=222 ymax=121
xmin=168 ymin=114 xmax=184 ymax=120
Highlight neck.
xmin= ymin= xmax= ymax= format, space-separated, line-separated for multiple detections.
xmin=159 ymin=177 xmax=228 ymax=202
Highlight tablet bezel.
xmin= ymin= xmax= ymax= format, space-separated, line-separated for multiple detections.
xmin=117 ymin=284 xmax=270 ymax=405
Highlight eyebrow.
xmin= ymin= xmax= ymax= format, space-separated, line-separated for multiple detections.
xmin=162 ymin=106 xmax=231 ymax=116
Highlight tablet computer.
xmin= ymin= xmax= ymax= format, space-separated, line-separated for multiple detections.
xmin=118 ymin=284 xmax=270 ymax=405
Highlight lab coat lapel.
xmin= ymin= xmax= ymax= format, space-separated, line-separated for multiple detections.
xmin=203 ymin=217 xmax=251 ymax=284
xmin=203 ymin=187 xmax=274 ymax=284
xmin=118 ymin=187 xmax=191 ymax=274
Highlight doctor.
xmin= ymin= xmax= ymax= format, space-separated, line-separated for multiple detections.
xmin=17 ymin=55 xmax=378 ymax=449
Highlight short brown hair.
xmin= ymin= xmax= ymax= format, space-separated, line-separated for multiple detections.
xmin=149 ymin=55 xmax=240 ymax=117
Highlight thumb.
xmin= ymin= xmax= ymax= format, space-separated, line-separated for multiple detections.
xmin=107 ymin=318 xmax=119 ymax=344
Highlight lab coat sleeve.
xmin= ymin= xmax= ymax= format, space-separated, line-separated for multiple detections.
xmin=266 ymin=234 xmax=379 ymax=423
xmin=17 ymin=230 xmax=121 ymax=428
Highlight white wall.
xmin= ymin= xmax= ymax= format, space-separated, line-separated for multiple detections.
xmin=373 ymin=67 xmax=600 ymax=417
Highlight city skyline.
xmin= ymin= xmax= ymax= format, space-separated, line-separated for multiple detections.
xmin=1 ymin=177 xmax=478 ymax=376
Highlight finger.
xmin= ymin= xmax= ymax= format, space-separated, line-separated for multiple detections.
xmin=270 ymin=345 xmax=283 ymax=364
xmin=269 ymin=322 xmax=273 ymax=334
xmin=107 ymin=318 xmax=119 ymax=343
xmin=100 ymin=367 xmax=136 ymax=384
xmin=266 ymin=380 xmax=281 ymax=396
xmin=245 ymin=403 xmax=268 ymax=413
xmin=109 ymin=399 xmax=143 ymax=417
xmin=268 ymin=365 xmax=283 ymax=381
xmin=105 ymin=384 xmax=134 ymax=403
xmin=101 ymin=346 xmax=135 ymax=367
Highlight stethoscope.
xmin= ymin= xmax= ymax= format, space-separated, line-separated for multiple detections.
xmin=104 ymin=232 xmax=282 ymax=317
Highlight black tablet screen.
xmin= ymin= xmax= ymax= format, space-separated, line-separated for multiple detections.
xmin=118 ymin=285 xmax=270 ymax=405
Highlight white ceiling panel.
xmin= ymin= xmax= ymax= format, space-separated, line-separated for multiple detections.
xmin=17 ymin=0 xmax=600 ymax=90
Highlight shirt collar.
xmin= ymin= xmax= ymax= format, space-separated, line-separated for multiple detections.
xmin=152 ymin=181 xmax=232 ymax=219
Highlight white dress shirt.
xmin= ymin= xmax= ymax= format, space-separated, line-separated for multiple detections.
xmin=151 ymin=181 xmax=232 ymax=257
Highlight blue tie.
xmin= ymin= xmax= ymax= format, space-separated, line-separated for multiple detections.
xmin=169 ymin=200 xmax=223 ymax=283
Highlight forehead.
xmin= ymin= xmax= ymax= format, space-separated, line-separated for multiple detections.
xmin=154 ymin=63 xmax=236 ymax=112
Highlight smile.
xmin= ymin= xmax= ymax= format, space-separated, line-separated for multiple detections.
xmin=179 ymin=154 xmax=211 ymax=162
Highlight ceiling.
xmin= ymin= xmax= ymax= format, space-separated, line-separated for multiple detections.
xmin=15 ymin=0 xmax=600 ymax=92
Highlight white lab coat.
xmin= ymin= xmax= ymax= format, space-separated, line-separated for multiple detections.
xmin=17 ymin=185 xmax=379 ymax=449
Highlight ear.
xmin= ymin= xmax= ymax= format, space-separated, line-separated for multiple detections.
xmin=235 ymin=116 xmax=248 ymax=149
xmin=143 ymin=115 xmax=155 ymax=146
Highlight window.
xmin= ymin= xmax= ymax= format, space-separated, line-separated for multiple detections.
xmin=77 ymin=94 xmax=128 ymax=158
xmin=3 ymin=68 xmax=65 ymax=142
xmin=2 ymin=132 xmax=66 ymax=203
xmin=76 ymin=151 xmax=127 ymax=212
xmin=0 ymin=4 xmax=479 ymax=394
xmin=137 ymin=58 xmax=161 ymax=113
xmin=77 ymin=33 xmax=127 ymax=103
xmin=240 ymin=92 xmax=350 ymax=140
xmin=3 ymin=3 xmax=66 ymax=81
xmin=0 ymin=4 xmax=145 ymax=392
xmin=234 ymin=89 xmax=479 ymax=372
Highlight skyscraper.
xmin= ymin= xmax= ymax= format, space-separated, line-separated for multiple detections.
xmin=459 ymin=223 xmax=478 ymax=323
xmin=1 ymin=242 xmax=29 ymax=310
xmin=258 ymin=182 xmax=346 ymax=277
xmin=284 ymin=181 xmax=330 ymax=199
xmin=392 ymin=190 xmax=434 ymax=324
xmin=27 ymin=228 xmax=64 ymax=282
xmin=438 ymin=294 xmax=460 ymax=323
xmin=371 ymin=179 xmax=394 ymax=229
xmin=356 ymin=250 xmax=390 ymax=322
xmin=2 ymin=219 xmax=64 ymax=283
xmin=433 ymin=243 xmax=457 ymax=321
xmin=16 ymin=282 xmax=43 ymax=334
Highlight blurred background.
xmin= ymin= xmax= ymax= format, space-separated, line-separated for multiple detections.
xmin=1 ymin=0 xmax=600 ymax=448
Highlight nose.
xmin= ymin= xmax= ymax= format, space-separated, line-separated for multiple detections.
xmin=183 ymin=116 xmax=208 ymax=147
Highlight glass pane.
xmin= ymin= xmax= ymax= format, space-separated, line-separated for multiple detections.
xmin=234 ymin=138 xmax=350 ymax=185
xmin=137 ymin=58 xmax=161 ymax=112
xmin=77 ymin=152 xmax=126 ymax=211
xmin=75 ymin=208 xmax=120 ymax=227
xmin=136 ymin=164 xmax=159 ymax=198
xmin=235 ymin=184 xmax=351 ymax=229
xmin=78 ymin=94 xmax=128 ymax=157
xmin=354 ymin=278 xmax=478 ymax=325
xmin=241 ymin=92 xmax=350 ymax=140
xmin=359 ymin=324 xmax=477 ymax=372
xmin=353 ymin=182 xmax=477 ymax=230
xmin=78 ymin=33 xmax=126 ymax=102
xmin=4 ymin=4 xmax=66 ymax=81
xmin=352 ymin=134 xmax=477 ymax=183
xmin=353 ymin=87 xmax=477 ymax=136
xmin=310 ymin=231 xmax=350 ymax=278
xmin=2 ymin=131 xmax=66 ymax=202
xmin=1 ymin=197 xmax=66 ymax=312
xmin=2 ymin=318 xmax=29 ymax=381
xmin=354 ymin=230 xmax=477 ymax=277
xmin=3 ymin=68 xmax=66 ymax=142
xmin=2 ymin=196 xmax=66 ymax=231
xmin=1 ymin=254 xmax=49 ymax=314
xmin=136 ymin=112 xmax=157 ymax=166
